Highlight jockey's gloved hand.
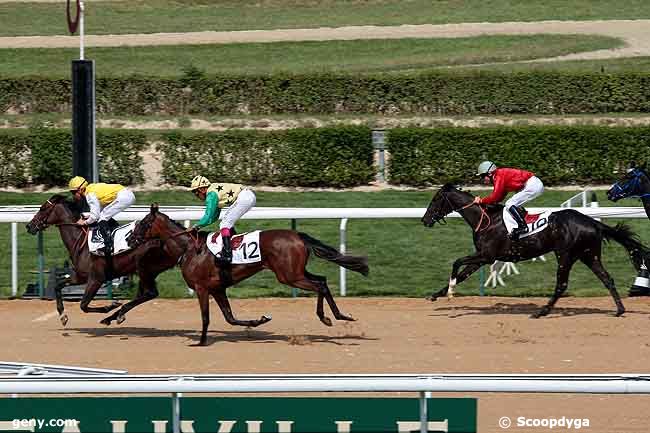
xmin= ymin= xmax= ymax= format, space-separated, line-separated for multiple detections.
xmin=188 ymin=225 xmax=201 ymax=232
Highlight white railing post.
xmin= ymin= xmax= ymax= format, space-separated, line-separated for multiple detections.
xmin=11 ymin=222 xmax=17 ymax=297
xmin=172 ymin=392 xmax=181 ymax=433
xmin=419 ymin=391 xmax=427 ymax=433
xmin=339 ymin=218 xmax=348 ymax=296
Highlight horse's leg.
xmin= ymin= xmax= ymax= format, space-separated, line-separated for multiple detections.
xmin=100 ymin=273 xmax=159 ymax=326
xmin=55 ymin=280 xmax=68 ymax=326
xmin=212 ymin=289 xmax=272 ymax=327
xmin=194 ymin=287 xmax=211 ymax=346
xmin=79 ymin=278 xmax=123 ymax=314
xmin=581 ymin=255 xmax=625 ymax=316
xmin=532 ymin=253 xmax=576 ymax=318
xmin=433 ymin=253 xmax=487 ymax=300
xmin=306 ymin=271 xmax=355 ymax=324
xmin=430 ymin=262 xmax=484 ymax=301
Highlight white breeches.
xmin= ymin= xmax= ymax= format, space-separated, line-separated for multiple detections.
xmin=219 ymin=189 xmax=256 ymax=229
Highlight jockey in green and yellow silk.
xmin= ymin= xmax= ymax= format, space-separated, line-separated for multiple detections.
xmin=189 ymin=175 xmax=256 ymax=264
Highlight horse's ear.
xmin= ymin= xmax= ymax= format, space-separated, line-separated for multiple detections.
xmin=150 ymin=203 xmax=159 ymax=213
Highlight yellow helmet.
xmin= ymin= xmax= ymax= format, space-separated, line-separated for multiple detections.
xmin=189 ymin=175 xmax=210 ymax=190
xmin=68 ymin=176 xmax=88 ymax=191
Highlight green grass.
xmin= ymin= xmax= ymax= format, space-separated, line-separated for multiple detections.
xmin=453 ymin=56 xmax=650 ymax=73
xmin=0 ymin=35 xmax=622 ymax=78
xmin=2 ymin=0 xmax=650 ymax=37
xmin=0 ymin=189 xmax=647 ymax=300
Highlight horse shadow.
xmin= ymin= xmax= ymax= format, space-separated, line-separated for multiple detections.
xmin=67 ymin=326 xmax=377 ymax=347
xmin=430 ymin=301 xmax=650 ymax=318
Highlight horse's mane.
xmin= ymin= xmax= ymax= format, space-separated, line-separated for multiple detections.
xmin=439 ymin=183 xmax=504 ymax=212
xmin=49 ymin=194 xmax=88 ymax=217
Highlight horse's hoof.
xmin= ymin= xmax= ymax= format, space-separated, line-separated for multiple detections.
xmin=262 ymin=314 xmax=272 ymax=322
xmin=615 ymin=310 xmax=625 ymax=317
xmin=191 ymin=340 xmax=208 ymax=347
xmin=100 ymin=317 xmax=111 ymax=326
xmin=59 ymin=313 xmax=69 ymax=327
xmin=320 ymin=317 xmax=333 ymax=327
xmin=116 ymin=314 xmax=126 ymax=324
xmin=530 ymin=311 xmax=546 ymax=319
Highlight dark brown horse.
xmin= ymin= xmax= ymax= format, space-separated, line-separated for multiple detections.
xmin=128 ymin=205 xmax=369 ymax=346
xmin=25 ymin=194 xmax=179 ymax=326
xmin=421 ymin=184 xmax=648 ymax=318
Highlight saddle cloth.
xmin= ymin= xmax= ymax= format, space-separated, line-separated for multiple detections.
xmin=206 ymin=230 xmax=262 ymax=264
xmin=503 ymin=209 xmax=552 ymax=239
xmin=88 ymin=221 xmax=136 ymax=256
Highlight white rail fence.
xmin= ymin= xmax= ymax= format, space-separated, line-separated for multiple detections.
xmin=2 ymin=206 xmax=647 ymax=297
xmin=2 ymin=373 xmax=650 ymax=433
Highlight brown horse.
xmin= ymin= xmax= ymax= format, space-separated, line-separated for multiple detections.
xmin=129 ymin=204 xmax=369 ymax=346
xmin=25 ymin=194 xmax=179 ymax=326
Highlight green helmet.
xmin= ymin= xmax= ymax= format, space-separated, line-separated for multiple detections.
xmin=477 ymin=161 xmax=496 ymax=176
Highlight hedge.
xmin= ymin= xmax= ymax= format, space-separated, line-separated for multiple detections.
xmin=3 ymin=125 xmax=649 ymax=188
xmin=0 ymin=126 xmax=147 ymax=186
xmin=0 ymin=130 xmax=30 ymax=187
xmin=3 ymin=71 xmax=650 ymax=116
xmin=0 ymin=125 xmax=375 ymax=188
xmin=159 ymin=126 xmax=375 ymax=187
xmin=387 ymin=126 xmax=650 ymax=186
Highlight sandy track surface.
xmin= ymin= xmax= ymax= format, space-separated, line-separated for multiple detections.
xmin=3 ymin=296 xmax=650 ymax=432
xmin=0 ymin=20 xmax=649 ymax=63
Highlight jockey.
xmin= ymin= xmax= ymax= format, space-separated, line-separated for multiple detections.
xmin=473 ymin=161 xmax=544 ymax=240
xmin=189 ymin=175 xmax=256 ymax=264
xmin=68 ymin=176 xmax=136 ymax=256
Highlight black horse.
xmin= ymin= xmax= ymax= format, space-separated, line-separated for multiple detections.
xmin=421 ymin=184 xmax=648 ymax=318
xmin=608 ymin=166 xmax=650 ymax=220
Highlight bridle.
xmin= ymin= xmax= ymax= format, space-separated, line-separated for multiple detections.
xmin=130 ymin=215 xmax=200 ymax=249
xmin=431 ymin=193 xmax=491 ymax=233
xmin=610 ymin=169 xmax=650 ymax=200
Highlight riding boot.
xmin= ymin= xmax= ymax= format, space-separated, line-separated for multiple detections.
xmin=508 ymin=205 xmax=528 ymax=240
xmin=217 ymin=232 xmax=233 ymax=287
xmin=98 ymin=221 xmax=114 ymax=280
xmin=221 ymin=235 xmax=233 ymax=264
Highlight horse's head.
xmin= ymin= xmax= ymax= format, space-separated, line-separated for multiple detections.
xmin=607 ymin=164 xmax=650 ymax=202
xmin=421 ymin=184 xmax=464 ymax=227
xmin=26 ymin=194 xmax=82 ymax=235
xmin=128 ymin=203 xmax=184 ymax=248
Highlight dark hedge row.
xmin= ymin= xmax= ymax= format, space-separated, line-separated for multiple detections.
xmin=387 ymin=126 xmax=650 ymax=185
xmin=1 ymin=125 xmax=646 ymax=188
xmin=3 ymin=72 xmax=650 ymax=115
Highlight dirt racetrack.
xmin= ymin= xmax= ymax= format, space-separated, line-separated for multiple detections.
xmin=3 ymin=296 xmax=650 ymax=432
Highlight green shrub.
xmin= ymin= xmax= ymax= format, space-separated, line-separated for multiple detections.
xmin=0 ymin=126 xmax=147 ymax=186
xmin=159 ymin=126 xmax=374 ymax=187
xmin=0 ymin=130 xmax=29 ymax=187
xmin=3 ymin=72 xmax=650 ymax=116
xmin=388 ymin=126 xmax=650 ymax=185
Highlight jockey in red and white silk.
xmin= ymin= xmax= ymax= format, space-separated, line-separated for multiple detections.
xmin=474 ymin=161 xmax=545 ymax=240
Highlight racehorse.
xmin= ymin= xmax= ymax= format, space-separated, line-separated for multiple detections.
xmin=421 ymin=184 xmax=648 ymax=318
xmin=128 ymin=204 xmax=369 ymax=346
xmin=608 ymin=165 xmax=650 ymax=220
xmin=25 ymin=195 xmax=178 ymax=326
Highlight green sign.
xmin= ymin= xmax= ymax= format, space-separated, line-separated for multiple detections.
xmin=0 ymin=397 xmax=476 ymax=433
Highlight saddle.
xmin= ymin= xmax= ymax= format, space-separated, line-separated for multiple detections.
xmin=88 ymin=220 xmax=136 ymax=256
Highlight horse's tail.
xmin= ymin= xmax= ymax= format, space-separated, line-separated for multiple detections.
xmin=599 ymin=222 xmax=649 ymax=270
xmin=298 ymin=232 xmax=369 ymax=277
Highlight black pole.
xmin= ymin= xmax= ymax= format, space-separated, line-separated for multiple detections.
xmin=71 ymin=59 xmax=96 ymax=181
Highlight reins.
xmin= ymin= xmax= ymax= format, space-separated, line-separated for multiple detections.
xmin=445 ymin=196 xmax=491 ymax=233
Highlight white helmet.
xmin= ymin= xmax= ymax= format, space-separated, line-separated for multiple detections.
xmin=477 ymin=161 xmax=497 ymax=176
xmin=189 ymin=175 xmax=210 ymax=190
